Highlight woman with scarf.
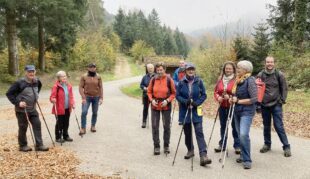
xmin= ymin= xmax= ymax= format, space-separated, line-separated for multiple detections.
xmin=79 ymin=63 xmax=103 ymax=134
xmin=176 ymin=63 xmax=212 ymax=166
xmin=214 ymin=61 xmax=240 ymax=154
xmin=50 ymin=71 xmax=75 ymax=143
xmin=230 ymin=60 xmax=257 ymax=169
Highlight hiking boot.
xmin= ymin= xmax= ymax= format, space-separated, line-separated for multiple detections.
xmin=90 ymin=126 xmax=96 ymax=133
xmin=214 ymin=146 xmax=224 ymax=153
xmin=178 ymin=122 xmax=183 ymax=126
xmin=243 ymin=162 xmax=252 ymax=169
xmin=164 ymin=147 xmax=170 ymax=154
xmin=235 ymin=148 xmax=241 ymax=154
xmin=260 ymin=145 xmax=271 ymax=153
xmin=200 ymin=155 xmax=212 ymax=166
xmin=154 ymin=148 xmax=160 ymax=155
xmin=79 ymin=128 xmax=86 ymax=135
xmin=56 ymin=138 xmax=65 ymax=143
xmin=236 ymin=157 xmax=243 ymax=163
xmin=184 ymin=150 xmax=194 ymax=159
xmin=35 ymin=145 xmax=49 ymax=152
xmin=141 ymin=122 xmax=146 ymax=128
xmin=284 ymin=148 xmax=291 ymax=157
xmin=19 ymin=146 xmax=32 ymax=152
xmin=64 ymin=137 xmax=73 ymax=142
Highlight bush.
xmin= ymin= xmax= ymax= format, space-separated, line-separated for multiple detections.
xmin=69 ymin=33 xmax=116 ymax=72
xmin=130 ymin=40 xmax=155 ymax=62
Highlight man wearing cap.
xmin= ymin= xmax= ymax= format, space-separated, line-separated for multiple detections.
xmin=6 ymin=65 xmax=49 ymax=152
xmin=79 ymin=63 xmax=103 ymax=134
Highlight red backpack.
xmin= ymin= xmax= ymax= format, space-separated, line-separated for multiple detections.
xmin=255 ymin=78 xmax=266 ymax=103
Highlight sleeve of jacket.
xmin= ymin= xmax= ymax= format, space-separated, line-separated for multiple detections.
xmin=98 ymin=76 xmax=103 ymax=100
xmin=279 ymin=72 xmax=288 ymax=103
xmin=49 ymin=83 xmax=57 ymax=102
xmin=38 ymin=79 xmax=42 ymax=93
xmin=69 ymin=85 xmax=75 ymax=107
xmin=167 ymin=78 xmax=176 ymax=102
xmin=173 ymin=68 xmax=179 ymax=86
xmin=140 ymin=75 xmax=146 ymax=90
xmin=6 ymin=81 xmax=21 ymax=106
xmin=213 ymin=80 xmax=220 ymax=101
xmin=147 ymin=78 xmax=154 ymax=101
xmin=194 ymin=80 xmax=207 ymax=105
xmin=79 ymin=76 xmax=86 ymax=100
xmin=176 ymin=82 xmax=187 ymax=104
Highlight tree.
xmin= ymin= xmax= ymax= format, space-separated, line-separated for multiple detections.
xmin=292 ymin=0 xmax=308 ymax=53
xmin=162 ymin=27 xmax=177 ymax=55
xmin=113 ymin=8 xmax=127 ymax=51
xmin=251 ymin=23 xmax=271 ymax=74
xmin=232 ymin=35 xmax=251 ymax=61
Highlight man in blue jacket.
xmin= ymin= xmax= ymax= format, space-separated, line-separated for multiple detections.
xmin=140 ymin=64 xmax=155 ymax=128
xmin=176 ymin=63 xmax=212 ymax=166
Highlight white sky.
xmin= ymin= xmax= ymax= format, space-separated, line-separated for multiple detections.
xmin=104 ymin=0 xmax=277 ymax=32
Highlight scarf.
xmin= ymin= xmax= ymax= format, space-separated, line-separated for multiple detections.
xmin=88 ymin=71 xmax=96 ymax=77
xmin=232 ymin=73 xmax=251 ymax=94
xmin=264 ymin=68 xmax=275 ymax=75
xmin=222 ymin=74 xmax=234 ymax=91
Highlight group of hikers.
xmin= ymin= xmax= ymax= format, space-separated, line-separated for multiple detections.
xmin=6 ymin=63 xmax=102 ymax=150
xmin=140 ymin=56 xmax=291 ymax=169
xmin=5 ymin=56 xmax=291 ymax=171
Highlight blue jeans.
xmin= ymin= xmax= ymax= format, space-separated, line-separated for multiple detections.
xmin=219 ymin=106 xmax=240 ymax=149
xmin=234 ymin=114 xmax=254 ymax=163
xmin=184 ymin=122 xmax=207 ymax=157
xmin=261 ymin=104 xmax=290 ymax=150
xmin=81 ymin=96 xmax=100 ymax=128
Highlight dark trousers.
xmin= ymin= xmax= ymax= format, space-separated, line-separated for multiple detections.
xmin=184 ymin=122 xmax=207 ymax=157
xmin=15 ymin=110 xmax=43 ymax=147
xmin=142 ymin=95 xmax=150 ymax=123
xmin=55 ymin=109 xmax=70 ymax=139
xmin=219 ymin=106 xmax=240 ymax=149
xmin=261 ymin=104 xmax=290 ymax=150
xmin=151 ymin=108 xmax=171 ymax=148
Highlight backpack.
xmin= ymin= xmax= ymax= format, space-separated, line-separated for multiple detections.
xmin=257 ymin=69 xmax=282 ymax=100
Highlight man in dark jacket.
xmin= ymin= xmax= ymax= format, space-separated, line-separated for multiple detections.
xmin=257 ymin=56 xmax=291 ymax=157
xmin=6 ymin=65 xmax=49 ymax=152
xmin=140 ymin=63 xmax=155 ymax=128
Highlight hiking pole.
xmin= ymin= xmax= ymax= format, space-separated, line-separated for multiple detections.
xmin=221 ymin=103 xmax=235 ymax=169
xmin=170 ymin=100 xmax=177 ymax=128
xmin=73 ymin=108 xmax=83 ymax=138
xmin=53 ymin=104 xmax=63 ymax=146
xmin=24 ymin=108 xmax=38 ymax=158
xmin=146 ymin=103 xmax=150 ymax=129
xmin=206 ymin=105 xmax=220 ymax=152
xmin=36 ymin=102 xmax=55 ymax=147
xmin=172 ymin=106 xmax=190 ymax=166
xmin=219 ymin=104 xmax=233 ymax=163
xmin=190 ymin=106 xmax=194 ymax=172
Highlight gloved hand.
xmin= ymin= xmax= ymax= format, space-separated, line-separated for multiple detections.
xmin=161 ymin=100 xmax=168 ymax=107
xmin=192 ymin=101 xmax=198 ymax=107
xmin=152 ymin=99 xmax=158 ymax=107
xmin=186 ymin=99 xmax=192 ymax=106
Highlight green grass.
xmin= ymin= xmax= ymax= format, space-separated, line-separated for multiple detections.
xmin=285 ymin=91 xmax=310 ymax=113
xmin=125 ymin=55 xmax=145 ymax=76
xmin=120 ymin=82 xmax=141 ymax=99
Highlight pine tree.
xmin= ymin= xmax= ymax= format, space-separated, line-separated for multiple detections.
xmin=292 ymin=0 xmax=308 ymax=53
xmin=251 ymin=23 xmax=271 ymax=74
xmin=232 ymin=35 xmax=251 ymax=61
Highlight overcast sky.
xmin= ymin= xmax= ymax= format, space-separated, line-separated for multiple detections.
xmin=104 ymin=0 xmax=277 ymax=32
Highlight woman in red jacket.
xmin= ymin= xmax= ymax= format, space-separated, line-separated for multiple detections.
xmin=50 ymin=71 xmax=75 ymax=143
xmin=214 ymin=61 xmax=240 ymax=154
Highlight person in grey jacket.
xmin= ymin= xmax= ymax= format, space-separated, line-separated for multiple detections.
xmin=257 ymin=56 xmax=291 ymax=157
xmin=6 ymin=65 xmax=49 ymax=152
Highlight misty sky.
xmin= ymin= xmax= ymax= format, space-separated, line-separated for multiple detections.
xmin=104 ymin=0 xmax=277 ymax=32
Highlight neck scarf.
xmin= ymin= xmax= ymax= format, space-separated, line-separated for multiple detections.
xmin=222 ymin=74 xmax=234 ymax=91
xmin=232 ymin=73 xmax=251 ymax=94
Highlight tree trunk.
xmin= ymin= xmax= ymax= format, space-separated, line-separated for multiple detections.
xmin=5 ymin=8 xmax=19 ymax=76
xmin=38 ymin=14 xmax=45 ymax=71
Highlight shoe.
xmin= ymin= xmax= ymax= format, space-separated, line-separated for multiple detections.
xmin=90 ymin=126 xmax=96 ymax=133
xmin=19 ymin=146 xmax=32 ymax=152
xmin=79 ymin=128 xmax=86 ymax=135
xmin=184 ymin=150 xmax=195 ymax=159
xmin=164 ymin=147 xmax=170 ymax=154
xmin=235 ymin=148 xmax=241 ymax=154
xmin=56 ymin=138 xmax=65 ymax=143
xmin=284 ymin=148 xmax=291 ymax=157
xmin=214 ymin=146 xmax=224 ymax=153
xmin=64 ymin=137 xmax=73 ymax=142
xmin=260 ymin=145 xmax=271 ymax=153
xmin=243 ymin=162 xmax=252 ymax=169
xmin=200 ymin=155 xmax=212 ymax=166
xmin=35 ymin=145 xmax=49 ymax=151
xmin=236 ymin=157 xmax=243 ymax=163
xmin=178 ymin=122 xmax=183 ymax=125
xmin=154 ymin=148 xmax=160 ymax=155
xmin=141 ymin=122 xmax=146 ymax=128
